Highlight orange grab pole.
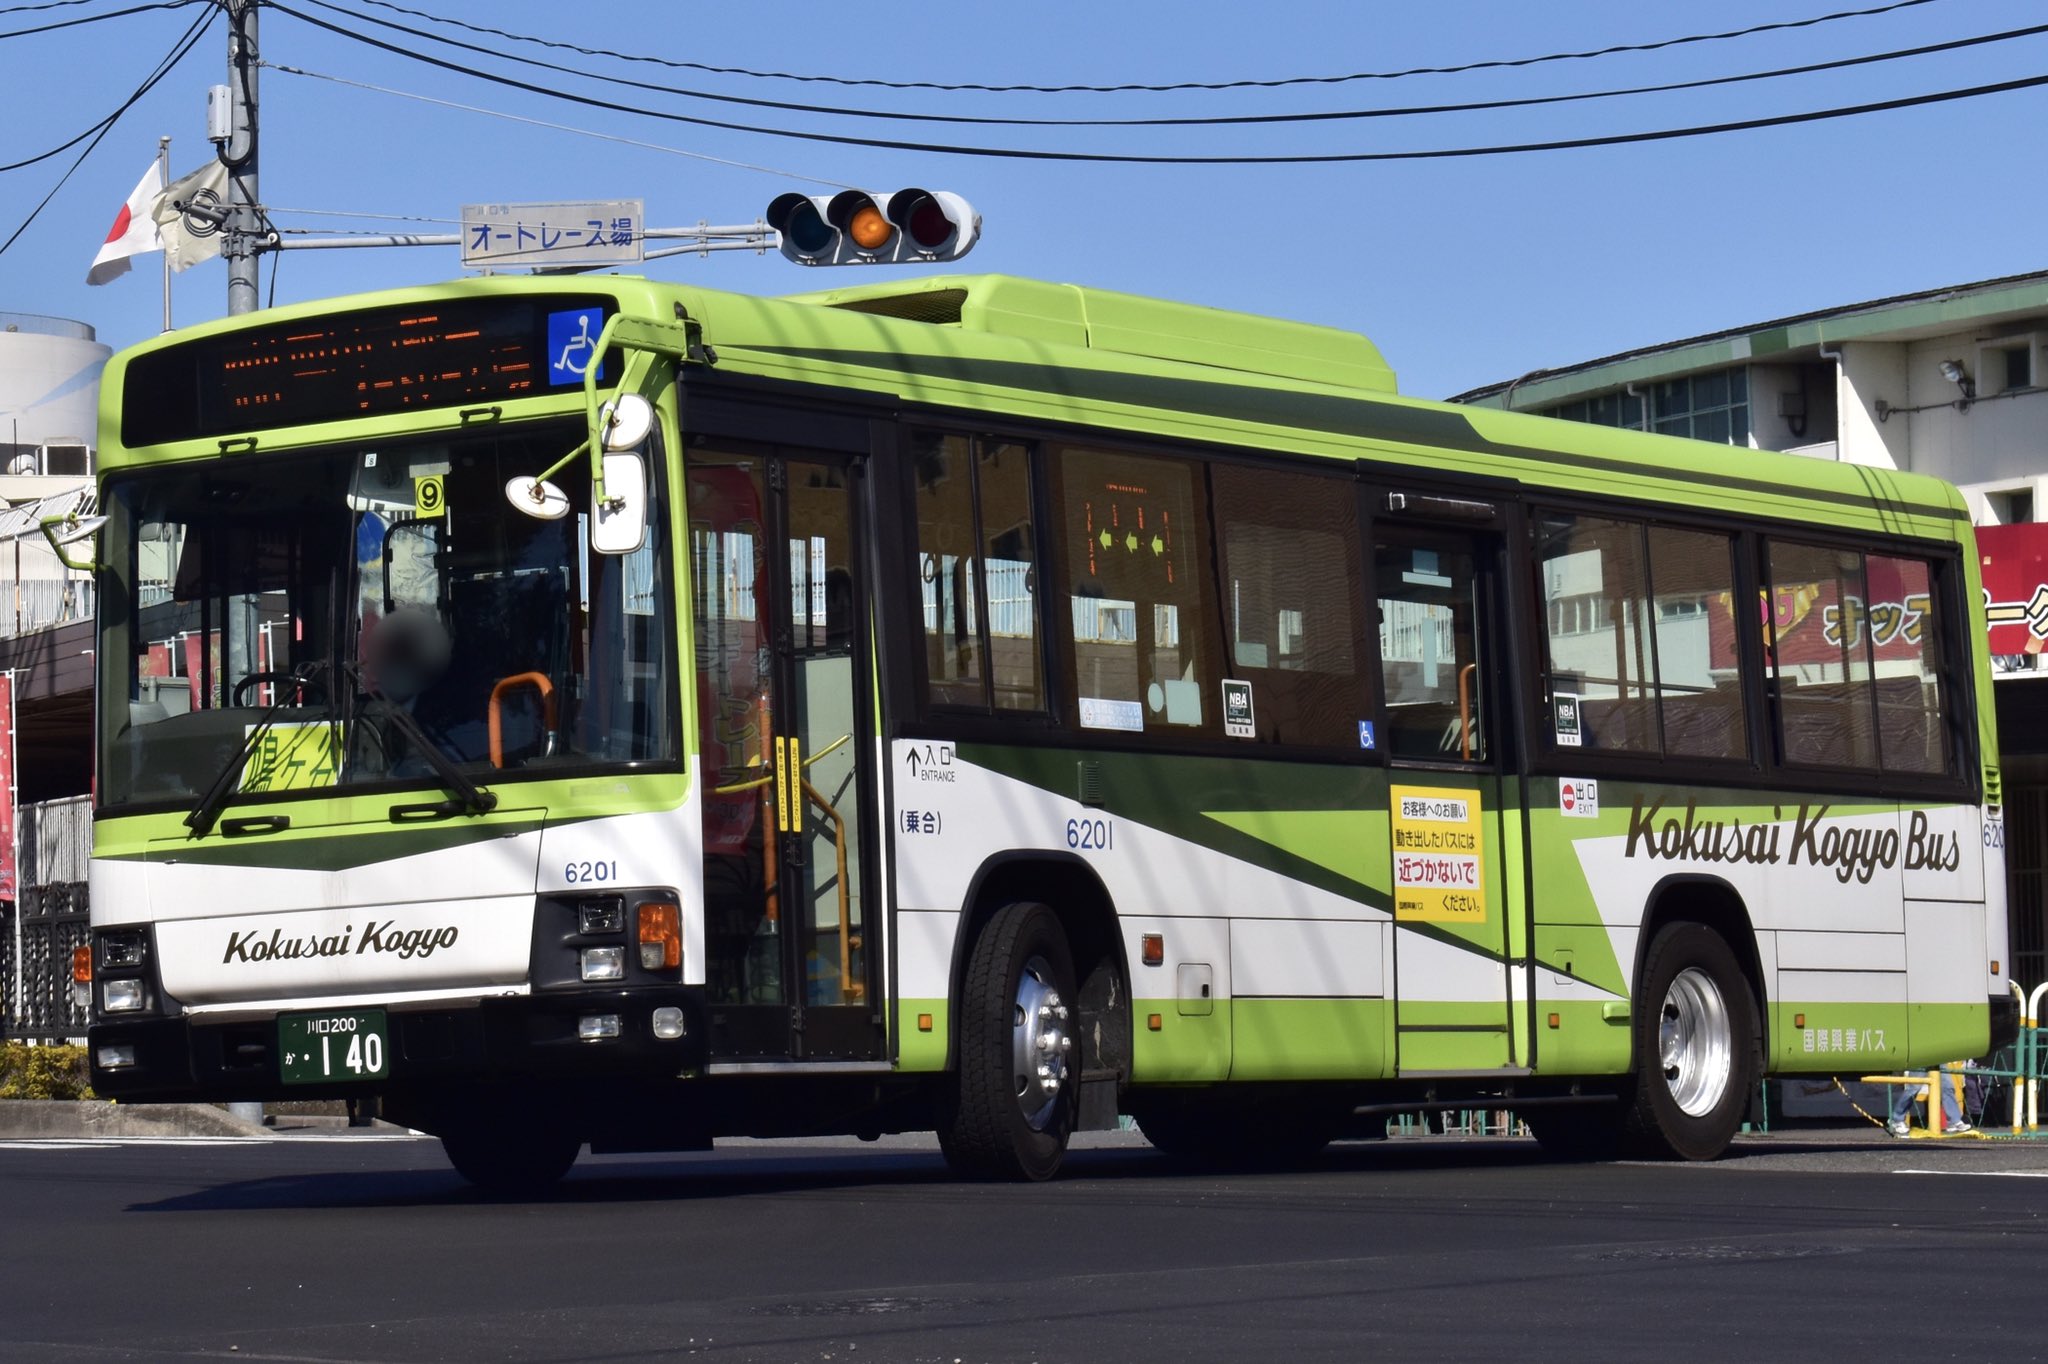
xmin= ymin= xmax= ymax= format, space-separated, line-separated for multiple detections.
xmin=487 ymin=672 xmax=557 ymax=768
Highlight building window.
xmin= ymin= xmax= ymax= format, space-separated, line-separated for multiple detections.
xmin=1545 ymin=369 xmax=1751 ymax=446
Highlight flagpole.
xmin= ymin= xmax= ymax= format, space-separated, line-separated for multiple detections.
xmin=157 ymin=136 xmax=171 ymax=333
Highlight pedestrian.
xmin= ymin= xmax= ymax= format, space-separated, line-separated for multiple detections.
xmin=1888 ymin=1068 xmax=1972 ymax=1137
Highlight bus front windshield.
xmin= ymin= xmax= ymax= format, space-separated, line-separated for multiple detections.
xmin=98 ymin=423 xmax=678 ymax=812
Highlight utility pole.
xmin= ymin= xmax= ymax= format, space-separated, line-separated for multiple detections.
xmin=220 ymin=1 xmax=263 ymax=1129
xmin=221 ymin=0 xmax=259 ymax=317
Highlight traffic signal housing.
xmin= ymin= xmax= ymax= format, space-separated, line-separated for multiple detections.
xmin=765 ymin=188 xmax=979 ymax=266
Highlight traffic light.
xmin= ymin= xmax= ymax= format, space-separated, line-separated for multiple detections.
xmin=764 ymin=188 xmax=979 ymax=266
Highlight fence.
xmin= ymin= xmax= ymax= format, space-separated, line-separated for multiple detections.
xmin=2 ymin=796 xmax=91 ymax=1041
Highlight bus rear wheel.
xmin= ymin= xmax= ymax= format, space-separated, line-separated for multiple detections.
xmin=1622 ymin=922 xmax=1759 ymax=1161
xmin=937 ymin=901 xmax=1077 ymax=1181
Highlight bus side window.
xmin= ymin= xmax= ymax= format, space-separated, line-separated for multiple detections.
xmin=1763 ymin=540 xmax=1954 ymax=777
xmin=1210 ymin=462 xmax=1369 ymax=748
xmin=1534 ymin=513 xmax=1746 ymax=762
xmin=1052 ymin=445 xmax=1220 ymax=737
xmin=910 ymin=433 xmax=1045 ymax=714
xmin=1764 ymin=540 xmax=1880 ymax=771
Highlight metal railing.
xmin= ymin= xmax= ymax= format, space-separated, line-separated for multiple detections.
xmin=3 ymin=797 xmax=92 ymax=1042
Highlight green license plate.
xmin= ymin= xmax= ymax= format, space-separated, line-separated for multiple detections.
xmin=278 ymin=1009 xmax=389 ymax=1085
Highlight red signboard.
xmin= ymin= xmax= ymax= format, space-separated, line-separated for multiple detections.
xmin=1977 ymin=523 xmax=2048 ymax=661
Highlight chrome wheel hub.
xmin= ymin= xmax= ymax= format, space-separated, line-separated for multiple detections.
xmin=1011 ymin=954 xmax=1072 ymax=1131
xmin=1660 ymin=966 xmax=1733 ymax=1117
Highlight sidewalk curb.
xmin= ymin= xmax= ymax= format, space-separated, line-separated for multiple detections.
xmin=0 ymin=1101 xmax=269 ymax=1140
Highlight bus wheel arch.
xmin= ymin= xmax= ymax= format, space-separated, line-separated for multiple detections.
xmin=1624 ymin=878 xmax=1766 ymax=1160
xmin=938 ymin=854 xmax=1130 ymax=1178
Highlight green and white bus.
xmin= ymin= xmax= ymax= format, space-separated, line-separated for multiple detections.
xmin=84 ymin=273 xmax=2014 ymax=1186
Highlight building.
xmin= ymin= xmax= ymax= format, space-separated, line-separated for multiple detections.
xmin=1450 ymin=269 xmax=2048 ymax=985
xmin=1 ymin=312 xmax=104 ymax=1040
xmin=0 ymin=311 xmax=105 ymax=805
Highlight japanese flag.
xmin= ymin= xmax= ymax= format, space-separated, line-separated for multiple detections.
xmin=86 ymin=162 xmax=165 ymax=286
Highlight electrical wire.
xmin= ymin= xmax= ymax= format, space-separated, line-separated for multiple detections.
xmin=0 ymin=3 xmax=212 ymax=257
xmin=266 ymin=45 xmax=2048 ymax=166
xmin=278 ymin=0 xmax=2048 ymax=133
xmin=340 ymin=0 xmax=1951 ymax=94
xmin=0 ymin=0 xmax=203 ymax=42
xmin=0 ymin=0 xmax=145 ymax=14
xmin=264 ymin=64 xmax=855 ymax=189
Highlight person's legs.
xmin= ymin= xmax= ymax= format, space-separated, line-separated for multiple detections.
xmin=1889 ymin=1082 xmax=1920 ymax=1135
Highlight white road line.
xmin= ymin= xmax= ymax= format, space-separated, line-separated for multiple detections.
xmin=1894 ymin=1168 xmax=2048 ymax=1178
xmin=0 ymin=1135 xmax=424 ymax=1149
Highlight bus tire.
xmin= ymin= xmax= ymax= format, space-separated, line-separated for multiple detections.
xmin=441 ymin=1120 xmax=582 ymax=1195
xmin=1621 ymin=921 xmax=1759 ymax=1161
xmin=937 ymin=901 xmax=1077 ymax=1181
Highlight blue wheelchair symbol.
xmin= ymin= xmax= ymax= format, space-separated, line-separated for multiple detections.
xmin=547 ymin=308 xmax=607 ymax=386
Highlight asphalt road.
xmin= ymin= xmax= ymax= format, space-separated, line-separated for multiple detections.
xmin=3 ymin=1126 xmax=2045 ymax=1363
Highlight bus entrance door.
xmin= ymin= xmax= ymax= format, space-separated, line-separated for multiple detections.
xmin=691 ymin=449 xmax=879 ymax=1062
xmin=1374 ymin=513 xmax=1520 ymax=1075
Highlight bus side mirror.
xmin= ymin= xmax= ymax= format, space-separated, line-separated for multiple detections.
xmin=592 ymin=452 xmax=647 ymax=555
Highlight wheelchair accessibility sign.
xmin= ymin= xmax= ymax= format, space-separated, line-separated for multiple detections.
xmin=547 ymin=307 xmax=610 ymax=387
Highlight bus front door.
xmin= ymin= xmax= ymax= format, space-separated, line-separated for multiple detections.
xmin=690 ymin=449 xmax=879 ymax=1062
xmin=1374 ymin=510 xmax=1522 ymax=1075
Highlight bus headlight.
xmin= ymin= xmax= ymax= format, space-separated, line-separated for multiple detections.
xmin=577 ymin=1013 xmax=622 ymax=1042
xmin=579 ymin=946 xmax=625 ymax=982
xmin=102 ymin=979 xmax=147 ymax=1013
xmin=98 ymin=930 xmax=148 ymax=969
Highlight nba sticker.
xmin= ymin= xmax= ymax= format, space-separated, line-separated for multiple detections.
xmin=1553 ymin=693 xmax=1583 ymax=747
xmin=1560 ymin=779 xmax=1600 ymax=818
xmin=1222 ymin=679 xmax=1255 ymax=738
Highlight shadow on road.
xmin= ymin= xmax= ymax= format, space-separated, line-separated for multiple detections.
xmin=124 ymin=1134 xmax=1578 ymax=1213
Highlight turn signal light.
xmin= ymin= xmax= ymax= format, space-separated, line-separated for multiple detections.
xmin=71 ymin=946 xmax=92 ymax=983
xmin=638 ymin=900 xmax=681 ymax=971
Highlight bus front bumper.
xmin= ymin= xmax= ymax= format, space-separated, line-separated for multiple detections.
xmin=86 ymin=988 xmax=707 ymax=1104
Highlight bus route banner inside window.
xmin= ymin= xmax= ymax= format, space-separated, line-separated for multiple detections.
xmin=241 ymin=721 xmax=342 ymax=794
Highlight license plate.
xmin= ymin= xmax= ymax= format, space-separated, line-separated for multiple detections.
xmin=278 ymin=1009 xmax=389 ymax=1085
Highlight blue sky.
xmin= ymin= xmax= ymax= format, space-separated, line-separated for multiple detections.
xmin=4 ymin=0 xmax=2046 ymax=399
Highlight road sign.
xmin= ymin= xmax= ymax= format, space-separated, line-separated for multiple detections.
xmin=461 ymin=200 xmax=644 ymax=270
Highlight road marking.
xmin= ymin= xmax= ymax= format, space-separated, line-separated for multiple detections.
xmin=0 ymin=1134 xmax=425 ymax=1149
xmin=1895 ymin=1168 xmax=2048 ymax=1178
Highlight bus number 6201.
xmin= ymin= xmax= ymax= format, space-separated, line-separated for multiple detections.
xmin=1065 ymin=817 xmax=1113 ymax=851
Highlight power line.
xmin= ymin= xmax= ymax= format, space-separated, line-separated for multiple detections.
xmin=265 ymin=36 xmax=2048 ymax=166
xmin=0 ymin=0 xmax=203 ymax=42
xmin=338 ymin=0 xmax=1950 ymax=94
xmin=278 ymin=0 xmax=2048 ymax=134
xmin=264 ymin=63 xmax=856 ymax=189
xmin=0 ymin=2 xmax=213 ymax=257
xmin=0 ymin=0 xmax=149 ymax=13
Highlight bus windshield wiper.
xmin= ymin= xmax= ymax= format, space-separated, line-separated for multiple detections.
xmin=184 ymin=665 xmax=327 ymax=838
xmin=339 ymin=661 xmax=498 ymax=818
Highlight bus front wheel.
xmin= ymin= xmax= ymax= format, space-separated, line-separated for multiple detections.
xmin=1622 ymin=922 xmax=1760 ymax=1161
xmin=441 ymin=1118 xmax=582 ymax=1195
xmin=937 ymin=901 xmax=1077 ymax=1181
